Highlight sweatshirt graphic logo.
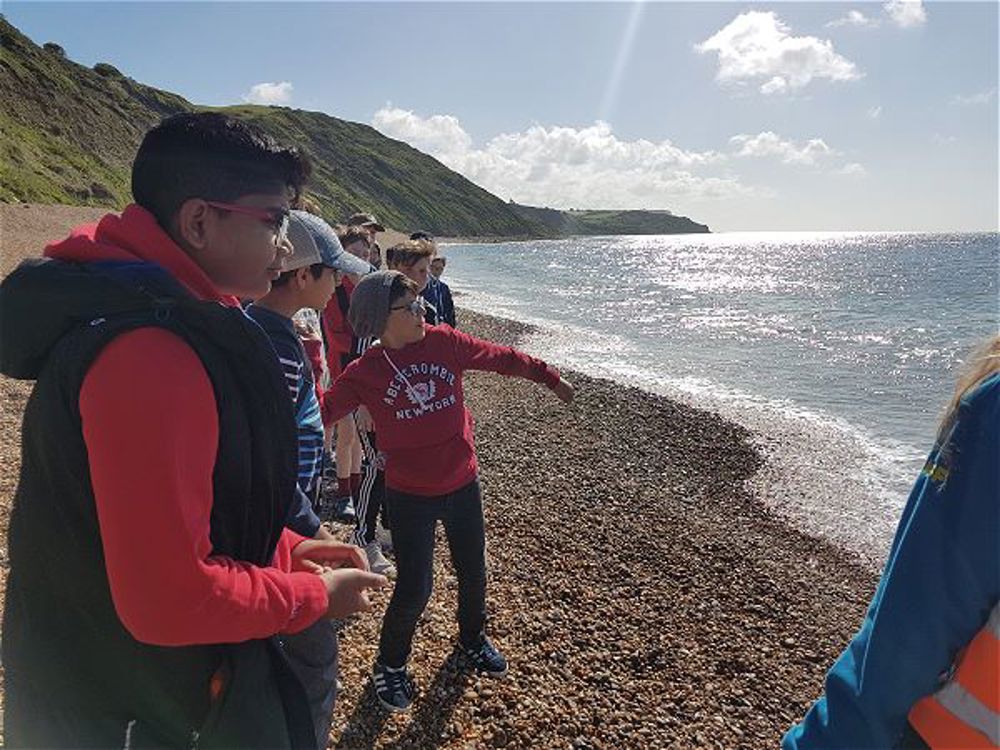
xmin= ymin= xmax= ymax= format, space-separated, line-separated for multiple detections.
xmin=407 ymin=379 xmax=436 ymax=406
xmin=383 ymin=361 xmax=458 ymax=420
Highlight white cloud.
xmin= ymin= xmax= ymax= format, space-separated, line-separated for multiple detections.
xmin=951 ymin=89 xmax=997 ymax=106
xmin=372 ymin=106 xmax=472 ymax=156
xmin=242 ymin=81 xmax=293 ymax=105
xmin=834 ymin=163 xmax=867 ymax=177
xmin=826 ymin=10 xmax=880 ymax=29
xmin=884 ymin=0 xmax=927 ymax=28
xmin=868 ymin=105 xmax=882 ymax=119
xmin=372 ymin=106 xmax=752 ymax=210
xmin=696 ymin=11 xmax=861 ymax=95
xmin=761 ymin=77 xmax=789 ymax=96
xmin=730 ymin=131 xmax=836 ymax=166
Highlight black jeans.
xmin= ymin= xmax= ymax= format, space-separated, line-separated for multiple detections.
xmin=378 ymin=479 xmax=487 ymax=668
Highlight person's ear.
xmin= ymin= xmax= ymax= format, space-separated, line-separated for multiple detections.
xmin=294 ymin=267 xmax=311 ymax=290
xmin=175 ymin=199 xmax=213 ymax=252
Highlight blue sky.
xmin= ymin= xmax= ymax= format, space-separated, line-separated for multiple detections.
xmin=7 ymin=1 xmax=998 ymax=232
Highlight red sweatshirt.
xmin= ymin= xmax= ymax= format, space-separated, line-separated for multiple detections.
xmin=45 ymin=204 xmax=328 ymax=645
xmin=323 ymin=325 xmax=560 ymax=496
xmin=321 ymin=276 xmax=356 ymax=380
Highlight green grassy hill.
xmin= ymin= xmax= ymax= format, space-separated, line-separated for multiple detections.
xmin=0 ymin=17 xmax=709 ymax=237
xmin=0 ymin=18 xmax=549 ymax=237
xmin=509 ymin=203 xmax=710 ymax=235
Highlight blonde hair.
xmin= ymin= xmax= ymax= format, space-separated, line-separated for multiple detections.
xmin=939 ymin=335 xmax=1000 ymax=438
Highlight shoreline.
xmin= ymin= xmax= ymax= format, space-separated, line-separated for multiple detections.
xmin=326 ymin=308 xmax=878 ymax=748
xmin=447 ymin=293 xmax=911 ymax=570
xmin=0 ymin=204 xmax=879 ymax=748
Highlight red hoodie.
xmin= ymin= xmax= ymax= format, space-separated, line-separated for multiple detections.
xmin=45 ymin=205 xmax=327 ymax=645
xmin=322 ymin=325 xmax=561 ymax=496
xmin=321 ymin=275 xmax=356 ymax=380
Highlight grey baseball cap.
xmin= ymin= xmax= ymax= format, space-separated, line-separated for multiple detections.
xmin=285 ymin=210 xmax=371 ymax=275
xmin=349 ymin=270 xmax=406 ymax=339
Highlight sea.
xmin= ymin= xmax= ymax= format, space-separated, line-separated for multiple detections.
xmin=441 ymin=232 xmax=999 ymax=565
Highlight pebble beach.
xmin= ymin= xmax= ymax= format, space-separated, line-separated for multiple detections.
xmin=0 ymin=204 xmax=881 ymax=748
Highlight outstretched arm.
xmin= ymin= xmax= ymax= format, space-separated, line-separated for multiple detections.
xmin=451 ymin=327 xmax=572 ymax=401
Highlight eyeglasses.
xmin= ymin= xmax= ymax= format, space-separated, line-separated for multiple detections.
xmin=390 ymin=297 xmax=427 ymax=316
xmin=205 ymin=201 xmax=290 ymax=246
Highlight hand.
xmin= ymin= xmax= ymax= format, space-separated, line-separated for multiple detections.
xmin=552 ymin=377 xmax=575 ymax=404
xmin=319 ymin=567 xmax=387 ymax=619
xmin=354 ymin=405 xmax=374 ymax=433
xmin=293 ymin=539 xmax=369 ymax=573
xmin=294 ymin=320 xmax=322 ymax=341
xmin=313 ymin=525 xmax=337 ymax=542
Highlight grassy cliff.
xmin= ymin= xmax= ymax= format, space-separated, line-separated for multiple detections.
xmin=1 ymin=17 xmax=709 ymax=236
xmin=509 ymin=203 xmax=710 ymax=235
xmin=0 ymin=18 xmax=548 ymax=237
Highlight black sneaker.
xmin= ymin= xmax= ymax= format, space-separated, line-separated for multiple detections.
xmin=373 ymin=660 xmax=415 ymax=713
xmin=462 ymin=635 xmax=508 ymax=677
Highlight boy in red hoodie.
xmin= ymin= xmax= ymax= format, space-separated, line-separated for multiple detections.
xmin=0 ymin=112 xmax=384 ymax=748
xmin=322 ymin=270 xmax=574 ymax=712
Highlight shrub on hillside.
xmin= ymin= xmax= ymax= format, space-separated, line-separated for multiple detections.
xmin=93 ymin=62 xmax=122 ymax=78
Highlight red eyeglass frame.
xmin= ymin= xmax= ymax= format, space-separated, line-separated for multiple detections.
xmin=204 ymin=201 xmax=290 ymax=245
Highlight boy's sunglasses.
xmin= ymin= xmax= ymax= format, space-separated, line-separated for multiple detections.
xmin=205 ymin=201 xmax=290 ymax=246
xmin=390 ymin=297 xmax=427 ymax=316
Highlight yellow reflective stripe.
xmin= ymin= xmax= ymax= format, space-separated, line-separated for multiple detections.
xmin=920 ymin=459 xmax=949 ymax=483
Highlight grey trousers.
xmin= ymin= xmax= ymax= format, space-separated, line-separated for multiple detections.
xmin=282 ymin=618 xmax=339 ymax=748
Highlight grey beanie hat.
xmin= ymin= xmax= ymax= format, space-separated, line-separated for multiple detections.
xmin=348 ymin=270 xmax=406 ymax=339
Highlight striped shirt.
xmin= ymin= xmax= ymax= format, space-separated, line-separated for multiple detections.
xmin=246 ymin=304 xmax=324 ymax=537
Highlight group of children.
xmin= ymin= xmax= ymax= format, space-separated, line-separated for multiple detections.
xmin=248 ymin=197 xmax=574 ymax=723
xmin=314 ymin=220 xmax=456 ymax=583
xmin=0 ymin=110 xmax=572 ymax=749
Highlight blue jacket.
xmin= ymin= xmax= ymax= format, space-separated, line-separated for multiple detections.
xmin=784 ymin=372 xmax=1000 ymax=749
xmin=422 ymin=276 xmax=456 ymax=327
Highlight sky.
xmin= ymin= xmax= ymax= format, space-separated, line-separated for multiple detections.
xmin=6 ymin=1 xmax=999 ymax=232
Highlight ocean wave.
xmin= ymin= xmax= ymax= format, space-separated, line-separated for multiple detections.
xmin=449 ymin=283 xmax=919 ymax=565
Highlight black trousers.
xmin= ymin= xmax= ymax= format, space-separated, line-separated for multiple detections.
xmin=377 ymin=479 xmax=487 ymax=668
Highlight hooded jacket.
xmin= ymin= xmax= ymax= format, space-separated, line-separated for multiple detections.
xmin=783 ymin=373 xmax=999 ymax=749
xmin=0 ymin=205 xmax=326 ymax=748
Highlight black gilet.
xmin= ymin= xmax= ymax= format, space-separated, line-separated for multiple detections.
xmin=1 ymin=259 xmax=316 ymax=749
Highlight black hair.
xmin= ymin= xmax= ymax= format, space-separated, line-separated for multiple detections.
xmin=388 ymin=273 xmax=419 ymax=307
xmin=409 ymin=231 xmax=434 ymax=241
xmin=270 ymin=263 xmax=327 ymax=288
xmin=131 ymin=112 xmax=311 ymax=229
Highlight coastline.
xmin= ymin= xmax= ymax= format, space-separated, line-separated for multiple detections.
xmin=0 ymin=204 xmax=879 ymax=748
xmin=327 ymin=308 xmax=878 ymax=748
